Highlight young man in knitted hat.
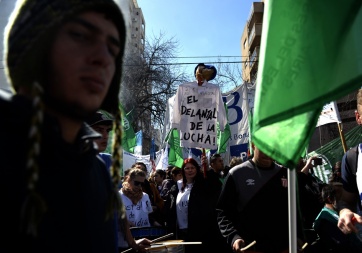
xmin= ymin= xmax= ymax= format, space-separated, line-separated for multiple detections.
xmin=0 ymin=0 xmax=150 ymax=252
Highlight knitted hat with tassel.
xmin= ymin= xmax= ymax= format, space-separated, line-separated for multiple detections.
xmin=3 ymin=0 xmax=126 ymax=235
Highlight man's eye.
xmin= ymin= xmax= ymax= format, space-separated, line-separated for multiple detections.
xmin=69 ymin=30 xmax=88 ymax=41
xmin=108 ymin=46 xmax=119 ymax=58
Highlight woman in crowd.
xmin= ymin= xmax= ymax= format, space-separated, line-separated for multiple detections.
xmin=119 ymin=168 xmax=153 ymax=228
xmin=165 ymin=158 xmax=226 ymax=253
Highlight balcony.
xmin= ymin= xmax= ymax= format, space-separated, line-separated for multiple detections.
xmin=248 ymin=23 xmax=262 ymax=52
xmin=249 ymin=46 xmax=260 ymax=75
xmin=247 ymin=2 xmax=264 ymax=28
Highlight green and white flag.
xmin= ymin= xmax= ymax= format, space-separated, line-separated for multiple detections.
xmin=119 ymin=104 xmax=136 ymax=153
xmin=252 ymin=0 xmax=362 ymax=167
xmin=217 ymin=103 xmax=231 ymax=154
xmin=165 ymin=129 xmax=184 ymax=168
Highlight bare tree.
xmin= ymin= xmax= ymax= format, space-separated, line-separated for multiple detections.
xmin=120 ymin=33 xmax=245 ymax=153
xmin=213 ymin=58 xmax=244 ymax=93
xmin=120 ymin=32 xmax=189 ymax=151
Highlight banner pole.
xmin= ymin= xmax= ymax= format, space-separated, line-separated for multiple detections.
xmin=202 ymin=148 xmax=207 ymax=178
xmin=337 ymin=123 xmax=348 ymax=153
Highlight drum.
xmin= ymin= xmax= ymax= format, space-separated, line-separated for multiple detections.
xmin=130 ymin=226 xmax=167 ymax=240
xmin=146 ymin=240 xmax=185 ymax=253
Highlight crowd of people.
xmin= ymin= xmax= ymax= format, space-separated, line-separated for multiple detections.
xmin=115 ymin=144 xmax=362 ymax=253
xmin=1 ymin=0 xmax=362 ymax=252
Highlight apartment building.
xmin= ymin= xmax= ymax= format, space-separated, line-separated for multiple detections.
xmin=118 ymin=0 xmax=145 ymax=58
xmin=240 ymin=0 xmax=358 ymax=151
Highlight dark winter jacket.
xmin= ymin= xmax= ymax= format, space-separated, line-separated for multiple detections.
xmin=165 ymin=176 xmax=216 ymax=253
xmin=0 ymin=94 xmax=118 ymax=253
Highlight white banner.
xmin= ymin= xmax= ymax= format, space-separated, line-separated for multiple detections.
xmin=222 ymin=83 xmax=255 ymax=159
xmin=161 ymin=83 xmax=255 ymax=162
xmin=155 ymin=147 xmax=169 ymax=170
xmin=316 ymin=101 xmax=342 ymax=127
xmin=161 ymin=95 xmax=175 ymax=144
xmin=123 ymin=150 xmax=162 ymax=176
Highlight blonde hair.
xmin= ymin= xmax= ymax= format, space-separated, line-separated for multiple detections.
xmin=126 ymin=168 xmax=146 ymax=181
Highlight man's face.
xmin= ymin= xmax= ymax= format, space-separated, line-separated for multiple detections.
xmin=211 ymin=157 xmax=224 ymax=172
xmin=92 ymin=123 xmax=112 ymax=152
xmin=153 ymin=173 xmax=163 ymax=185
xmin=355 ymin=106 xmax=362 ymax=125
xmin=253 ymin=145 xmax=273 ymax=168
xmin=47 ymin=11 xmax=120 ymax=117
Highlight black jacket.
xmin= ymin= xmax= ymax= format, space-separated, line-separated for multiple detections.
xmin=0 ymin=94 xmax=118 ymax=253
xmin=216 ymin=160 xmax=292 ymax=252
xmin=165 ymin=176 xmax=216 ymax=253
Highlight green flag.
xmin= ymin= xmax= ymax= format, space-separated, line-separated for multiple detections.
xmin=217 ymin=103 xmax=231 ymax=154
xmin=165 ymin=129 xmax=184 ymax=168
xmin=252 ymin=0 xmax=362 ymax=167
xmin=119 ymin=104 xmax=136 ymax=153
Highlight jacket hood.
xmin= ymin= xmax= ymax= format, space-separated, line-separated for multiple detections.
xmin=4 ymin=0 xmax=126 ymax=115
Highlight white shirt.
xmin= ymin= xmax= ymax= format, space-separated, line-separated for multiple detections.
xmin=176 ymin=183 xmax=193 ymax=229
xmin=119 ymin=190 xmax=153 ymax=227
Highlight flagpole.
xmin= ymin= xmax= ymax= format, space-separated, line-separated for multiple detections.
xmin=288 ymin=168 xmax=297 ymax=253
xmin=337 ymin=123 xmax=348 ymax=153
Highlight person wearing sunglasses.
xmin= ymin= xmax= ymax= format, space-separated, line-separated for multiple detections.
xmin=120 ymin=168 xmax=153 ymax=228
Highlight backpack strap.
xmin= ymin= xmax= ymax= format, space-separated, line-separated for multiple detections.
xmin=346 ymin=145 xmax=358 ymax=176
xmin=236 ymin=161 xmax=284 ymax=212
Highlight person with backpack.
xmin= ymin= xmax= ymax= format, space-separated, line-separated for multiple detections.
xmin=337 ymin=88 xmax=362 ymax=237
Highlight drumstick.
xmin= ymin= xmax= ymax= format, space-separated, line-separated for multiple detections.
xmin=240 ymin=240 xmax=256 ymax=251
xmin=150 ymin=233 xmax=174 ymax=243
xmin=120 ymin=233 xmax=174 ymax=253
xmin=153 ymin=242 xmax=202 ymax=245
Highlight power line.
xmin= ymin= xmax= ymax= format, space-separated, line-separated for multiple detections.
xmin=125 ymin=60 xmax=257 ymax=66
xmin=0 ymin=55 xmax=253 ymax=62
xmin=149 ymin=55 xmax=249 ymax=59
xmin=0 ymin=60 xmax=258 ymax=69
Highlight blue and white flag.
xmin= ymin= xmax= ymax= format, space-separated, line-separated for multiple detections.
xmin=134 ymin=130 xmax=143 ymax=156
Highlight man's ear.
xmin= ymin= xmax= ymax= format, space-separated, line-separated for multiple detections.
xmin=355 ymin=109 xmax=362 ymax=125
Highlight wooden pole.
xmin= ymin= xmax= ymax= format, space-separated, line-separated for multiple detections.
xmin=337 ymin=123 xmax=348 ymax=153
xmin=202 ymin=148 xmax=207 ymax=178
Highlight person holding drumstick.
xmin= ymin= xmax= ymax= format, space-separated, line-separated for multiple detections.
xmin=164 ymin=158 xmax=223 ymax=253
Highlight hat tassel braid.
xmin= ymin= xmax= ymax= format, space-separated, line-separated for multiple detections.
xmin=20 ymin=82 xmax=47 ymax=236
xmin=107 ymin=108 xmax=125 ymax=221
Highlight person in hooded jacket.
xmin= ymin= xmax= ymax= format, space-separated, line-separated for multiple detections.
xmin=0 ymin=1 xmax=132 ymax=252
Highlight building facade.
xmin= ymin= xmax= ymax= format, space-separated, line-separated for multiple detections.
xmin=240 ymin=0 xmax=359 ymax=152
